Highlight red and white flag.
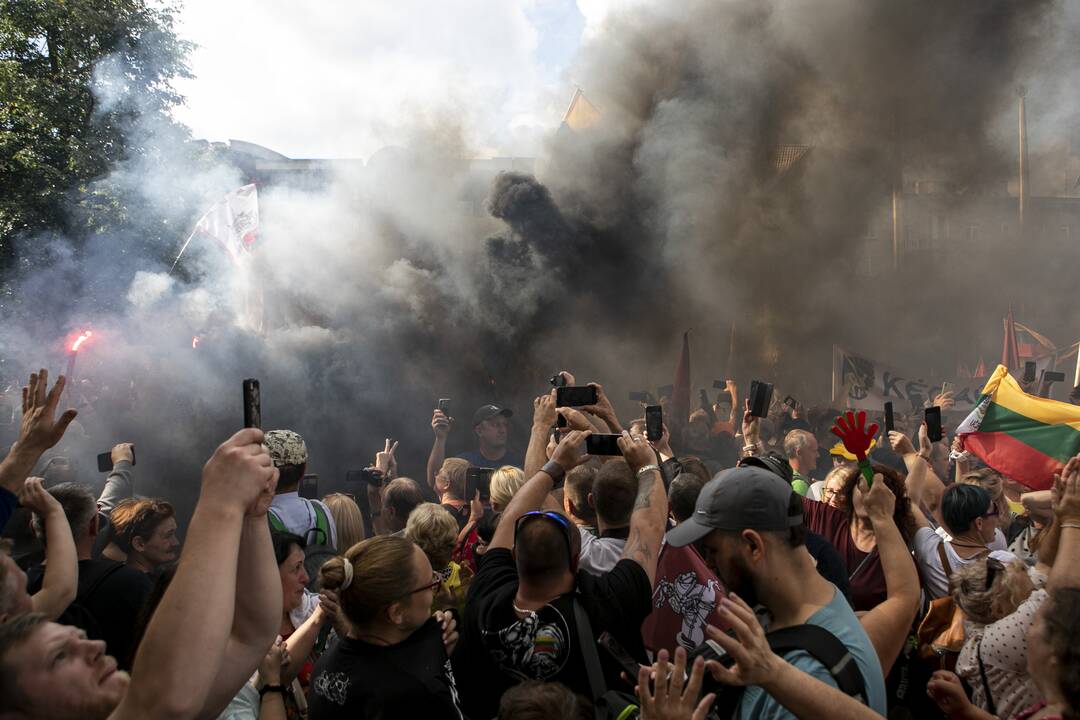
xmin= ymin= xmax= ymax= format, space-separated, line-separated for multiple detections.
xmin=173 ymin=184 xmax=259 ymax=269
xmin=641 ymin=543 xmax=729 ymax=654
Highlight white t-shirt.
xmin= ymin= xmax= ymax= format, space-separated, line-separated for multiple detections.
xmin=577 ymin=525 xmax=626 ymax=576
xmin=270 ymin=492 xmax=338 ymax=549
xmin=913 ymin=527 xmax=1009 ymax=599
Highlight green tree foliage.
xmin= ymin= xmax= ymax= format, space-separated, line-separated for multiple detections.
xmin=0 ymin=0 xmax=195 ymax=273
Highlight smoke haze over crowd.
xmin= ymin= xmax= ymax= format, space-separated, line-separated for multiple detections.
xmin=3 ymin=0 xmax=1080 ymax=514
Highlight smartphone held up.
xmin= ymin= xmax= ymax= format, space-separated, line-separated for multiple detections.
xmin=243 ymin=378 xmax=261 ymax=429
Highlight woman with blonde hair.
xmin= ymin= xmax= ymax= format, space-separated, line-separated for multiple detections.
xmin=405 ymin=503 xmax=472 ymax=613
xmin=488 ymin=465 xmax=525 ymax=512
xmin=322 ymin=493 xmax=365 ymax=553
xmin=309 ymin=536 xmax=462 ymax=718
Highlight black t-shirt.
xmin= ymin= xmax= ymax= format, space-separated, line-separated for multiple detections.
xmin=308 ymin=617 xmax=464 ymax=720
xmin=452 ymin=548 xmax=652 ymax=720
xmin=27 ymin=558 xmax=153 ymax=670
xmin=804 ymin=531 xmax=853 ymax=606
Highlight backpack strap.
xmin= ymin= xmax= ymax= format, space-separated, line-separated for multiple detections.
xmin=571 ymin=598 xmax=608 ymax=702
xmin=937 ymin=541 xmax=953 ymax=578
xmin=309 ymin=501 xmax=331 ymax=548
xmin=267 ymin=509 xmax=287 ymax=534
xmin=766 ymin=625 xmax=866 ymax=702
xmin=976 ymin=637 xmax=997 ymax=717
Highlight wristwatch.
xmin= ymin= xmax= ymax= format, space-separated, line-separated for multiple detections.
xmin=259 ymin=684 xmax=287 ymax=698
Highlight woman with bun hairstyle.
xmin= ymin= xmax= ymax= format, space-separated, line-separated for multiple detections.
xmin=306 ymin=535 xmax=464 ymax=719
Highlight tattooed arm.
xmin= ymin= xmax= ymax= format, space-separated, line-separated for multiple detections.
xmin=618 ymin=431 xmax=669 ymax=585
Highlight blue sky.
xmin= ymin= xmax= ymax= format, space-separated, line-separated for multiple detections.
xmin=172 ymin=0 xmax=601 ymax=160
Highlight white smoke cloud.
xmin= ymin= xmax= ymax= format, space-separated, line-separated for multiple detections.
xmin=173 ymin=0 xmax=585 ymax=159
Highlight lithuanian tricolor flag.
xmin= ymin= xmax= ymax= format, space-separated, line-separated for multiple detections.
xmin=957 ymin=364 xmax=1080 ymax=490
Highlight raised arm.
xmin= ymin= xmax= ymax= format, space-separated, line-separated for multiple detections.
xmin=1048 ymin=456 xmax=1080 ymax=591
xmin=111 ymin=428 xmax=278 ymax=720
xmin=200 ymin=511 xmax=284 ymax=717
xmin=856 ymin=475 xmax=920 ymax=675
xmin=618 ymin=431 xmax=668 ymax=585
xmin=582 ymin=382 xmax=623 ymax=434
xmin=0 ymin=369 xmax=77 ymax=496
xmin=24 ymin=477 xmax=77 ymax=619
xmin=97 ymin=443 xmax=136 ymax=516
xmin=890 ymin=427 xmax=945 ymax=520
xmin=427 ymin=409 xmax=451 ymax=490
xmin=491 ymin=426 xmax=591 ymax=552
xmin=524 ymin=391 xmax=558 ymax=480
xmin=706 ymin=593 xmax=884 ymax=720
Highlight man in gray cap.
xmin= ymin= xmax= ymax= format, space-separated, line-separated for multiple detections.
xmin=428 ymin=403 xmax=524 ymax=477
xmin=265 ymin=429 xmax=337 ymax=549
xmin=665 ymin=466 xmax=886 ymax=719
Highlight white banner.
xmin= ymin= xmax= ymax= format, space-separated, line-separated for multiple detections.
xmin=831 ymin=346 xmax=982 ymax=413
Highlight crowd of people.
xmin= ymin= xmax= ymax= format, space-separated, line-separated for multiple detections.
xmin=0 ymin=366 xmax=1077 ymax=720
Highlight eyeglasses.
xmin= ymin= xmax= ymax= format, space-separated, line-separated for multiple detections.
xmin=403 ymin=571 xmax=441 ymax=597
xmin=514 ymin=510 xmax=575 ymax=566
xmin=984 ymin=557 xmax=1005 ymax=591
xmin=822 ymin=487 xmax=846 ymax=500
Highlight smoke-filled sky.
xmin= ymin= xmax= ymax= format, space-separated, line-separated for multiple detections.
xmin=6 ymin=0 xmax=1080 ymax=515
xmin=173 ymin=0 xmax=600 ymax=159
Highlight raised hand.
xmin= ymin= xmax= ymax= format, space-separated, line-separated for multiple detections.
xmin=550 ymin=429 xmax=592 ymax=472
xmin=557 ymin=406 xmax=593 ymax=432
xmin=857 ymin=474 xmax=895 ymax=524
xmin=1053 ymin=455 xmax=1080 ymax=525
xmin=18 ymin=369 xmax=77 ymax=455
xmin=619 ymin=430 xmax=656 ymax=472
xmin=926 ymin=670 xmax=975 ymax=718
xmin=257 ymin=636 xmax=289 ymax=686
xmin=637 ymin=647 xmax=715 ymax=720
xmin=432 ymin=410 xmax=452 ymax=439
xmin=741 ymin=399 xmax=761 ymax=448
xmin=110 ymin=443 xmax=135 ymax=465
xmin=376 ymin=439 xmax=398 ymax=474
xmin=888 ymin=430 xmax=916 ymax=457
xmin=201 ymin=428 xmax=278 ymax=514
xmin=17 ymin=477 xmax=61 ymax=518
xmin=533 ymin=391 xmax=557 ymax=429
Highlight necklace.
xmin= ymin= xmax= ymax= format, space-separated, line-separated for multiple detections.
xmin=512 ymin=599 xmax=536 ymax=615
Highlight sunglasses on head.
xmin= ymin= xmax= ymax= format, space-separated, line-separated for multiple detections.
xmin=514 ymin=510 xmax=575 ymax=567
xmin=984 ymin=557 xmax=1005 ymax=591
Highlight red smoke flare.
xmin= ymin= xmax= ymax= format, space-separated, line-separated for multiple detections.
xmin=70 ymin=331 xmax=93 ymax=353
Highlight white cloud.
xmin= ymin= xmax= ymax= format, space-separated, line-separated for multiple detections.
xmin=173 ymin=0 xmax=585 ymax=159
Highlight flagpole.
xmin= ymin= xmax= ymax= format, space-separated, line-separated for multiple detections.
xmin=169 ymin=232 xmax=196 ymax=274
xmin=1074 ymin=343 xmax=1080 ymax=389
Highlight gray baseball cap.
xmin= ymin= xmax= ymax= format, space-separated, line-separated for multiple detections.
xmin=665 ymin=466 xmax=803 ymax=547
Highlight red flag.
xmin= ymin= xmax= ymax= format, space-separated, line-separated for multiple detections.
xmin=670 ymin=331 xmax=691 ymax=440
xmin=641 ymin=544 xmax=729 ymax=653
xmin=1002 ymin=307 xmax=1020 ymax=372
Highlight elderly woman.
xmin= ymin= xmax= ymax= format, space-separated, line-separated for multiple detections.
xmin=947 ymin=552 xmax=1047 ymax=720
xmin=802 ymin=463 xmax=919 ymax=611
xmin=406 ymin=503 xmax=472 ymax=613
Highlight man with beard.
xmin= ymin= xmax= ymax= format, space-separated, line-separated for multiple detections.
xmin=665 ymin=466 xmax=886 ymax=719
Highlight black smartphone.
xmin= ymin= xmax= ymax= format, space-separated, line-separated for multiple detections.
xmin=1045 ymin=371 xmax=1066 ymax=383
xmin=884 ymin=401 xmax=895 ymax=434
xmin=556 ymin=385 xmax=598 ymax=407
xmin=97 ymin=447 xmax=136 ymax=473
xmin=925 ymin=406 xmax=943 ymax=442
xmin=783 ymin=395 xmax=797 ymax=410
xmin=243 ymin=378 xmax=261 ymax=429
xmin=645 ymin=405 xmax=663 ymax=441
xmin=586 ymin=433 xmax=623 ymax=456
xmin=549 ymin=373 xmax=568 ymax=388
xmin=437 ymin=398 xmax=451 ymax=414
xmin=465 ymin=467 xmax=494 ymax=503
xmin=556 ymin=413 xmax=568 ymax=429
xmin=1024 ymin=361 xmax=1037 ymax=383
xmin=598 ymin=632 xmax=642 ymax=683
xmin=748 ymin=380 xmax=774 ymax=418
xmin=299 ymin=473 xmax=319 ymax=500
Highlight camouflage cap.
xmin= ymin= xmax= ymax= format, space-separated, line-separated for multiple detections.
xmin=264 ymin=429 xmax=308 ymax=467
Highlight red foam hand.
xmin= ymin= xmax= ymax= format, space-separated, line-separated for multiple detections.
xmin=830 ymin=410 xmax=879 ymax=461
